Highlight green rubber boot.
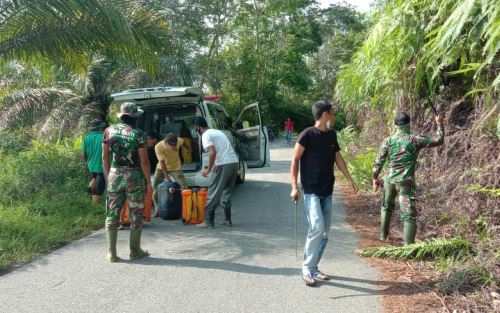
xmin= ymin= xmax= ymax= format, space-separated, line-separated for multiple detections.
xmin=106 ymin=228 xmax=119 ymax=263
xmin=403 ymin=222 xmax=417 ymax=245
xmin=129 ymin=229 xmax=150 ymax=260
xmin=380 ymin=210 xmax=392 ymax=241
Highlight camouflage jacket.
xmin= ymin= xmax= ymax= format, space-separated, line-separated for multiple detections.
xmin=103 ymin=123 xmax=146 ymax=169
xmin=373 ymin=124 xmax=444 ymax=182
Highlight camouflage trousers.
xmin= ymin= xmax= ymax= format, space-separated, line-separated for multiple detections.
xmin=382 ymin=178 xmax=417 ymax=224
xmin=105 ymin=167 xmax=146 ymax=230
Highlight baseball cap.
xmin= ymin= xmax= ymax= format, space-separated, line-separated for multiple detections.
xmin=116 ymin=102 xmax=144 ymax=118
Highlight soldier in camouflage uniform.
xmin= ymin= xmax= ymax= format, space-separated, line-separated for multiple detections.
xmin=102 ymin=102 xmax=151 ymax=262
xmin=372 ymin=112 xmax=444 ymax=245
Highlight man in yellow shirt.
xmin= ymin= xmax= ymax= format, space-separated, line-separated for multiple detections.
xmin=152 ymin=132 xmax=190 ymax=216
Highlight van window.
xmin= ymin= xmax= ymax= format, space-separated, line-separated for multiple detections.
xmin=207 ymin=103 xmax=221 ymax=129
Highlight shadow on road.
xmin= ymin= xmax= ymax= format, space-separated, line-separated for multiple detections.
xmin=322 ymin=274 xmax=434 ymax=297
xmin=132 ymin=257 xmax=298 ymax=276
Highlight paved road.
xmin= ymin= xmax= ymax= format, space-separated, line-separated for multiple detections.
xmin=0 ymin=142 xmax=381 ymax=313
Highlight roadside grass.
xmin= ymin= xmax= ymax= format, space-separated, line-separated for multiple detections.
xmin=0 ymin=138 xmax=104 ymax=272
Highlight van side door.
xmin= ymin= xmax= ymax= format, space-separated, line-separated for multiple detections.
xmin=235 ymin=102 xmax=270 ymax=168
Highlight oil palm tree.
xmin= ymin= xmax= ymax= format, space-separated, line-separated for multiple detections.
xmin=0 ymin=0 xmax=194 ymax=137
xmin=0 ymin=0 xmax=173 ymax=72
xmin=0 ymin=58 xmax=143 ymax=138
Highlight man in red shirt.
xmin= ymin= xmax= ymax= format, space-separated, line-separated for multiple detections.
xmin=284 ymin=118 xmax=294 ymax=144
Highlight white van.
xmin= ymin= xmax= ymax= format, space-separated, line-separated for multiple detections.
xmin=111 ymin=86 xmax=270 ymax=187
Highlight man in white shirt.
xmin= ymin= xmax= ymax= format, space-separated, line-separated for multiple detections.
xmin=193 ymin=116 xmax=239 ymax=228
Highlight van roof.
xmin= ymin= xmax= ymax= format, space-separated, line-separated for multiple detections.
xmin=111 ymin=86 xmax=204 ymax=102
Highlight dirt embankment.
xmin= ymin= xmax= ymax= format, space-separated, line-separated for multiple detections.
xmin=338 ymin=180 xmax=450 ymax=313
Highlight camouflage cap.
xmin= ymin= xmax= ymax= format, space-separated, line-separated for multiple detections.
xmin=117 ymin=102 xmax=144 ymax=118
xmin=89 ymin=119 xmax=106 ymax=130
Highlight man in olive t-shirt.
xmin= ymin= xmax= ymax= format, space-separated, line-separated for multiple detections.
xmin=152 ymin=132 xmax=190 ymax=216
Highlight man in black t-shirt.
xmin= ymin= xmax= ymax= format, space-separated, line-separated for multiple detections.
xmin=290 ymin=100 xmax=358 ymax=287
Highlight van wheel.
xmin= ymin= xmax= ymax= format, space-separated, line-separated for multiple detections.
xmin=236 ymin=160 xmax=245 ymax=184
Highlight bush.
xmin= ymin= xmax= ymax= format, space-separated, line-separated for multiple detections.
xmin=337 ymin=126 xmax=376 ymax=191
xmin=0 ymin=140 xmax=104 ymax=271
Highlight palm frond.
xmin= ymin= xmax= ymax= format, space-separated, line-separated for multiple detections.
xmin=0 ymin=0 xmax=174 ymax=73
xmin=362 ymin=238 xmax=472 ymax=261
xmin=0 ymin=87 xmax=78 ymax=129
xmin=39 ymin=97 xmax=84 ymax=141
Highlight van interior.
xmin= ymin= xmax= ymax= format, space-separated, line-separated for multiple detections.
xmin=136 ymin=103 xmax=201 ymax=173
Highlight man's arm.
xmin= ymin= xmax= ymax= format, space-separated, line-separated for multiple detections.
xmin=372 ymin=138 xmax=389 ymax=191
xmin=373 ymin=138 xmax=389 ymax=180
xmin=82 ymin=152 xmax=88 ymax=169
xmin=416 ymin=115 xmax=445 ymax=148
xmin=102 ymin=143 xmax=110 ymax=179
xmin=290 ymin=143 xmax=305 ymax=202
xmin=160 ymin=160 xmax=170 ymax=181
xmin=335 ymin=152 xmax=358 ymax=194
xmin=82 ymin=140 xmax=88 ymax=165
xmin=202 ymin=145 xmax=216 ymax=177
xmin=138 ymin=147 xmax=151 ymax=186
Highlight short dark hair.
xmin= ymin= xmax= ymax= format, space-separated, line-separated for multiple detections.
xmin=192 ymin=116 xmax=208 ymax=128
xmin=394 ymin=112 xmax=411 ymax=125
xmin=147 ymin=131 xmax=160 ymax=141
xmin=165 ymin=132 xmax=178 ymax=145
xmin=120 ymin=114 xmax=138 ymax=126
xmin=312 ymin=100 xmax=333 ymax=120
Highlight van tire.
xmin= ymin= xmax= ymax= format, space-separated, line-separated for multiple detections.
xmin=236 ymin=159 xmax=245 ymax=184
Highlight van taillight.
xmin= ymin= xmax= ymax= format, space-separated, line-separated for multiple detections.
xmin=203 ymin=95 xmax=220 ymax=101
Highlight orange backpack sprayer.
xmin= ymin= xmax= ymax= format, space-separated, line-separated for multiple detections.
xmin=181 ymin=188 xmax=207 ymax=224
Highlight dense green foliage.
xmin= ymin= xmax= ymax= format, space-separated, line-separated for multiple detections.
xmin=335 ymin=0 xmax=500 ymax=110
xmin=0 ymin=1 xmax=368 ymax=134
xmin=337 ymin=125 xmax=377 ymax=191
xmin=339 ymin=2 xmax=499 ymax=309
xmin=0 ymin=135 xmax=103 ymax=271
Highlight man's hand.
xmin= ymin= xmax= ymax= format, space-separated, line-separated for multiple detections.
xmin=435 ymin=115 xmax=444 ymax=125
xmin=349 ymin=178 xmax=359 ymax=194
xmin=202 ymin=167 xmax=210 ymax=177
xmin=290 ymin=187 xmax=300 ymax=203
xmin=373 ymin=178 xmax=380 ymax=192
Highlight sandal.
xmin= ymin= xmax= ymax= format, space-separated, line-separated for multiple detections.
xmin=313 ymin=271 xmax=330 ymax=281
xmin=302 ymin=274 xmax=317 ymax=287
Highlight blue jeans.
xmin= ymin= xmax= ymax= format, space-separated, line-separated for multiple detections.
xmin=285 ymin=131 xmax=292 ymax=144
xmin=302 ymin=194 xmax=333 ymax=275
